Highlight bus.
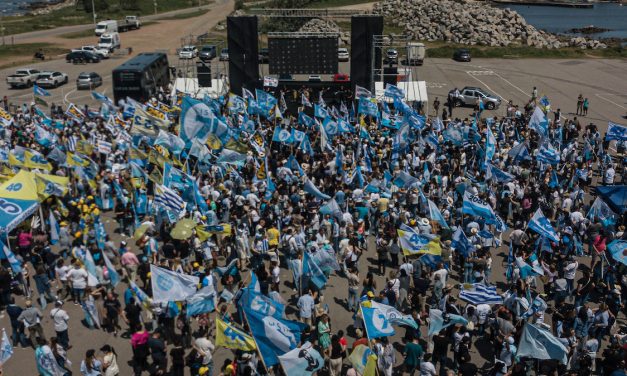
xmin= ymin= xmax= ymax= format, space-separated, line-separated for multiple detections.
xmin=112 ymin=52 xmax=170 ymax=105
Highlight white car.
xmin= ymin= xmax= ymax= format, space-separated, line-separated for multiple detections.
xmin=35 ymin=71 xmax=68 ymax=88
xmin=338 ymin=48 xmax=349 ymax=62
xmin=78 ymin=45 xmax=110 ymax=59
xmin=178 ymin=45 xmax=198 ymax=59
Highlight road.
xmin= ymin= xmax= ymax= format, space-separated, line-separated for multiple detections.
xmin=5 ymin=3 xmax=219 ymax=44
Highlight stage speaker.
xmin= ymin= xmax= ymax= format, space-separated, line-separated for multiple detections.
xmin=196 ymin=61 xmax=212 ymax=87
xmin=383 ymin=66 xmax=398 ymax=86
xmin=227 ymin=16 xmax=259 ymax=96
xmin=350 ymin=15 xmax=383 ymax=93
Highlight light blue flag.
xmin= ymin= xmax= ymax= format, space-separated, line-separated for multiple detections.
xmin=150 ymin=264 xmax=199 ymax=303
xmin=606 ymin=121 xmax=627 ymax=141
xmin=536 ymin=144 xmax=560 ymax=165
xmin=303 ymin=251 xmax=327 ymax=289
xmin=462 ymin=191 xmax=507 ymax=232
xmin=452 ymin=228 xmax=475 ymax=257
xmin=0 ymin=328 xmax=12 ymax=364
xmin=216 ymin=149 xmax=247 ymax=165
xmin=228 ymin=93 xmax=247 ymax=114
xmin=308 ymin=247 xmax=340 ymax=274
xmin=255 ymin=89 xmax=278 ymax=117
xmin=393 ymin=171 xmax=419 ymax=189
xmin=319 ymin=198 xmax=342 ymax=218
xmin=587 ymin=197 xmax=617 ymax=227
xmin=35 ymin=342 xmax=66 ymax=376
xmin=508 ymin=142 xmax=531 ymax=163
xmin=428 ymin=199 xmax=449 ymax=229
xmin=91 ymin=91 xmax=113 ymax=105
xmin=291 ymin=129 xmax=306 ymax=145
xmin=357 ymin=97 xmax=378 ymax=117
xmin=186 ymin=286 xmax=217 ymax=317
xmin=239 ymin=287 xmax=286 ymax=320
xmin=298 ymin=112 xmax=315 ymax=127
xmin=528 ymin=208 xmax=560 ymax=243
xmin=314 ymin=104 xmax=328 ymax=119
xmin=337 ymin=118 xmax=353 ymax=133
xmin=244 ymin=304 xmax=306 ymax=366
xmin=303 ymin=178 xmax=331 ymax=200
xmin=370 ymin=301 xmax=418 ymax=329
xmin=0 ymin=240 xmax=22 ymax=274
xmin=155 ymin=130 xmax=185 ymax=156
xmin=272 ymin=127 xmax=294 ymax=144
xmin=323 ymin=117 xmax=338 ymax=136
xmin=361 ymin=306 xmax=395 ymax=338
xmin=485 ymin=125 xmax=496 ymax=165
xmin=76 ymin=247 xmax=99 ymax=287
xmin=180 ymin=96 xmax=227 ymax=143
xmin=102 ymin=248 xmax=120 ymax=287
xmin=608 ymin=240 xmax=627 ymax=266
xmin=487 ymin=164 xmax=515 ymax=183
xmin=459 ymin=283 xmax=503 ymax=305
xmin=528 ymin=106 xmax=548 ymax=138
xmin=35 ymin=125 xmax=54 ymax=147
xmin=130 ymin=281 xmax=151 ymax=306
xmin=49 ymin=211 xmax=60 ymax=245
xmin=298 ymin=135 xmax=314 ymax=156
xmin=384 ymin=84 xmax=405 ymax=99
xmin=278 ymin=342 xmax=324 ymax=376
xmin=442 ymin=125 xmax=463 ymax=146
xmin=517 ymin=323 xmax=568 ymax=364
xmin=33 ymin=84 xmax=51 ymax=97
xmin=428 ymin=308 xmax=468 ymax=336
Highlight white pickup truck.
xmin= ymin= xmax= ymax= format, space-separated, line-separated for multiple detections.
xmin=6 ymin=68 xmax=41 ymax=88
xmin=72 ymin=45 xmax=110 ymax=59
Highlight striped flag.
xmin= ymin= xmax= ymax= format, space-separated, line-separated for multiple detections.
xmin=0 ymin=239 xmax=22 ymax=274
xmin=459 ymin=283 xmax=503 ymax=305
xmin=66 ymin=135 xmax=77 ymax=152
xmin=97 ymin=139 xmax=112 ymax=154
xmin=154 ymin=184 xmax=186 ymax=214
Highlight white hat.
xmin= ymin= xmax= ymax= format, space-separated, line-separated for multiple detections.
xmin=470 ymin=227 xmax=478 ymax=234
xmin=420 ymin=218 xmax=430 ymax=226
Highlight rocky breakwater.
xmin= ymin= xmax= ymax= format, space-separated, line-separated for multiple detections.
xmin=373 ymin=0 xmax=607 ymax=49
xmin=298 ymin=19 xmax=351 ymax=46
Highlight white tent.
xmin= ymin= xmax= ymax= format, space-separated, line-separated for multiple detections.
xmin=374 ymin=81 xmax=428 ymax=104
xmin=174 ymin=77 xmax=228 ymax=99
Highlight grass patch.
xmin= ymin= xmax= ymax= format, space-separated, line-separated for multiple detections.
xmin=425 ymin=42 xmax=627 ymax=59
xmin=0 ymin=42 xmax=67 ymax=59
xmin=59 ymin=29 xmax=96 ymax=39
xmin=3 ymin=0 xmax=207 ymax=36
xmin=306 ymin=0 xmax=375 ymax=8
xmin=156 ymin=9 xmax=209 ymax=20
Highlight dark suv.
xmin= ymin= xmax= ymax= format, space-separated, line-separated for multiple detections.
xmin=199 ymin=45 xmax=217 ymax=61
xmin=66 ymin=50 xmax=101 ymax=64
xmin=453 ymin=49 xmax=471 ymax=62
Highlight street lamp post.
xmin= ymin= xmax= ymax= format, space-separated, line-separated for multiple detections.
xmin=91 ymin=0 xmax=97 ymax=25
xmin=154 ymin=0 xmax=157 ymax=15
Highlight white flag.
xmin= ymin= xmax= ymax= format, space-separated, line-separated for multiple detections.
xmin=150 ymin=264 xmax=199 ymax=303
xmin=0 ymin=328 xmax=13 ymax=364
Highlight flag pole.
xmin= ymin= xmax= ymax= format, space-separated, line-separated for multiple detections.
xmin=359 ymin=303 xmax=373 ymax=350
xmin=240 ymin=306 xmax=273 ymax=374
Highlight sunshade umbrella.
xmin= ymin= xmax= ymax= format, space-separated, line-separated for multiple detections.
xmin=170 ymin=218 xmax=198 ymax=240
xmin=133 ymin=223 xmax=150 ymax=241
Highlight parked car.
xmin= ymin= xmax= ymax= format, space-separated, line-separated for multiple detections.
xmin=258 ymin=48 xmax=269 ymax=63
xmin=337 ymin=48 xmax=349 ymax=62
xmin=72 ymin=45 xmax=110 ymax=59
xmin=66 ymin=50 xmax=101 ymax=64
xmin=384 ymin=48 xmax=398 ymax=63
xmin=219 ymin=48 xmax=229 ymax=61
xmin=76 ymin=72 xmax=103 ymax=90
xmin=35 ymin=71 xmax=68 ymax=88
xmin=448 ymin=86 xmax=501 ymax=110
xmin=453 ymin=48 xmax=471 ymax=62
xmin=178 ymin=45 xmax=198 ymax=59
xmin=332 ymin=73 xmax=349 ymax=82
xmin=6 ymin=68 xmax=41 ymax=88
xmin=199 ymin=45 xmax=217 ymax=61
xmin=308 ymin=75 xmax=322 ymax=82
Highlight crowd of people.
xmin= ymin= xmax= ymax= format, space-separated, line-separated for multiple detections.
xmin=0 ymin=78 xmax=625 ymax=376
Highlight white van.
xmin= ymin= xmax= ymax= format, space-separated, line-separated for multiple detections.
xmin=98 ymin=32 xmax=121 ymax=52
xmin=95 ymin=20 xmax=118 ymax=36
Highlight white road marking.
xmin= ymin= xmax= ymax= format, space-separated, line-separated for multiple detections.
xmin=467 ymin=70 xmax=495 ymax=76
xmin=64 ymin=89 xmax=76 ymax=105
xmin=465 ymin=71 xmax=505 ymax=100
xmin=426 ymin=82 xmax=447 ymax=88
xmin=493 ymin=72 xmax=530 ymax=98
xmin=595 ymin=93 xmax=627 ymax=110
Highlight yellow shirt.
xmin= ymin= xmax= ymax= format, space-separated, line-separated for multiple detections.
xmin=266 ymin=227 xmax=280 ymax=247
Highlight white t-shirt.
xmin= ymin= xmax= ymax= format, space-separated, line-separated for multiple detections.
xmin=419 ymin=361 xmax=437 ymax=376
xmin=55 ymin=265 xmax=70 ymax=281
xmin=50 ymin=307 xmax=69 ymax=332
xmin=195 ymin=337 xmax=215 ymax=365
xmin=67 ymin=267 xmax=89 ymax=289
xmin=272 ymin=266 xmax=280 ymax=284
